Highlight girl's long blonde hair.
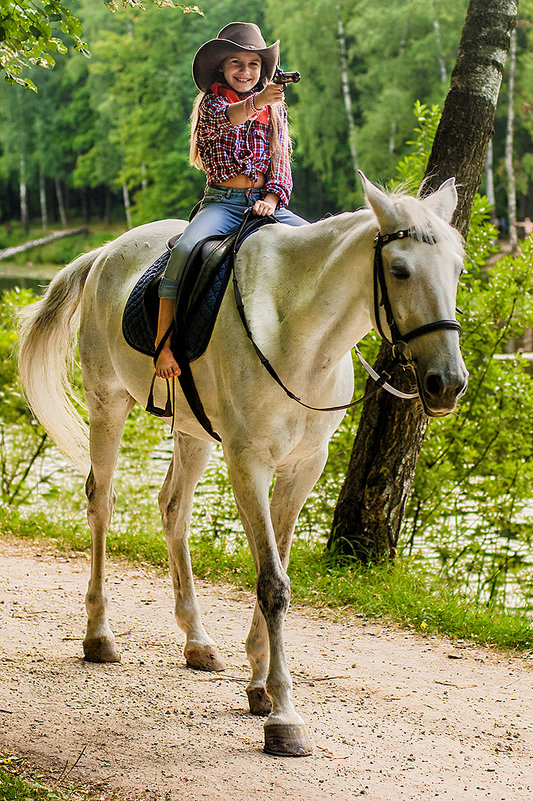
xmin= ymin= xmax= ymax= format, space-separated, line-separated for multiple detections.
xmin=189 ymin=80 xmax=292 ymax=173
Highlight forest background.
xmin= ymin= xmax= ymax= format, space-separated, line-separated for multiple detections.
xmin=1 ymin=0 xmax=533 ymax=227
xmin=0 ymin=0 xmax=533 ymax=637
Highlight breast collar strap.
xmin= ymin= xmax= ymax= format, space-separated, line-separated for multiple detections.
xmin=373 ymin=228 xmax=462 ymax=365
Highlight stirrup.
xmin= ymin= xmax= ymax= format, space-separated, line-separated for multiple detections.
xmin=146 ymin=322 xmax=177 ymax=423
xmin=146 ymin=373 xmax=175 ymax=418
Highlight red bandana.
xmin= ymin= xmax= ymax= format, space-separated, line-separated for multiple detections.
xmin=210 ymin=82 xmax=270 ymax=124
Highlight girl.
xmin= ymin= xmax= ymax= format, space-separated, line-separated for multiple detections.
xmin=155 ymin=22 xmax=308 ymax=378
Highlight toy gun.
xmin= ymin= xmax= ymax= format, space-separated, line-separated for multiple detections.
xmin=273 ymin=66 xmax=301 ymax=85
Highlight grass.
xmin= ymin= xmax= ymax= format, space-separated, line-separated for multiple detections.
xmin=1 ymin=504 xmax=532 ymax=652
xmin=0 ymin=754 xmax=121 ymax=801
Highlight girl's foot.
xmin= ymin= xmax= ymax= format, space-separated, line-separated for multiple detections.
xmin=155 ymin=347 xmax=181 ymax=379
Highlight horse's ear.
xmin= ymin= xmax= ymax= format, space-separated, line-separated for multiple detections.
xmin=358 ymin=171 xmax=398 ymax=231
xmin=421 ymin=177 xmax=458 ymax=223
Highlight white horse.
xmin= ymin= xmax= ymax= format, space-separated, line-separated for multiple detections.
xmin=18 ymin=174 xmax=467 ymax=757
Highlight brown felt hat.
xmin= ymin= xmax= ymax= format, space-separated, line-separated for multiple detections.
xmin=192 ymin=22 xmax=280 ymax=92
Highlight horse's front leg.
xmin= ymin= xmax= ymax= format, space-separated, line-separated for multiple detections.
xmin=227 ymin=452 xmax=314 ymax=757
xmin=159 ymin=432 xmax=224 ymax=671
xmin=245 ymin=449 xmax=329 ymax=722
xmin=83 ymin=387 xmax=135 ymax=662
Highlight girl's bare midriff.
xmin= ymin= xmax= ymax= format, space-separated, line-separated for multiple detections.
xmin=215 ymin=172 xmax=266 ymax=189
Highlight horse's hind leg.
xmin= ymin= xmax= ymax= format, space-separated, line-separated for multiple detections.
xmin=83 ymin=387 xmax=135 ymax=663
xmin=159 ymin=432 xmax=224 ymax=671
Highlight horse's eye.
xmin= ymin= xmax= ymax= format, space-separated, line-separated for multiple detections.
xmin=391 ymin=264 xmax=410 ymax=280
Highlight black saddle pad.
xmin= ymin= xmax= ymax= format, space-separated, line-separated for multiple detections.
xmin=122 ymin=250 xmax=171 ymax=358
xmin=123 ymin=250 xmax=233 ymax=363
xmin=122 ymin=215 xmax=276 ymax=364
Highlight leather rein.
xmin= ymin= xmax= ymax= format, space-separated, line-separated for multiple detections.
xmin=232 ymin=219 xmax=462 ymax=413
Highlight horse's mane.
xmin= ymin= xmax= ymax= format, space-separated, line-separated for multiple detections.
xmin=377 ymin=185 xmax=465 ymax=257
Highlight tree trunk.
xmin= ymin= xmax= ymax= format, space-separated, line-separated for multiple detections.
xmin=329 ymin=346 xmax=428 ymax=562
xmin=123 ymin=181 xmax=132 ymax=229
xmin=55 ymin=177 xmax=68 ymax=228
xmin=430 ymin=2 xmax=448 ymax=85
xmin=328 ymin=0 xmax=518 ymax=563
xmin=505 ymin=28 xmax=518 ymax=251
xmin=20 ymin=152 xmax=29 ymax=234
xmin=485 ymin=138 xmax=496 ymax=221
xmin=0 ymin=227 xmax=89 ymax=261
xmin=104 ymin=186 xmax=112 ymax=226
xmin=337 ymin=7 xmax=359 ymax=184
xmin=39 ymin=168 xmax=48 ymax=231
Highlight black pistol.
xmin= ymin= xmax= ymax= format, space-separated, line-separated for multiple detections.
xmin=273 ymin=66 xmax=301 ymax=85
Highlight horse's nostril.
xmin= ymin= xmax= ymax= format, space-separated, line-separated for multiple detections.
xmin=425 ymin=373 xmax=443 ymax=397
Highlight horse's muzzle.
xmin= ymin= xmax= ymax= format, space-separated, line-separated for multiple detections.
xmin=420 ymin=366 xmax=469 ymax=417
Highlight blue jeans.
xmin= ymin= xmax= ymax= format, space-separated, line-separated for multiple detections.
xmin=159 ymin=186 xmax=309 ymax=298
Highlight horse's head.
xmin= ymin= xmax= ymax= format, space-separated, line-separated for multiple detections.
xmin=360 ymin=172 xmax=469 ymax=417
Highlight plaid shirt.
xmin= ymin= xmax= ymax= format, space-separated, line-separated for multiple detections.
xmin=196 ymin=93 xmax=293 ymax=207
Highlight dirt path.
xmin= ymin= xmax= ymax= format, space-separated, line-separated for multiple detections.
xmin=0 ymin=538 xmax=532 ymax=801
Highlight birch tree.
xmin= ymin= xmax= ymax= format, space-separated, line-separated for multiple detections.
xmin=328 ymin=0 xmax=519 ymax=563
xmin=505 ymin=27 xmax=518 ymax=251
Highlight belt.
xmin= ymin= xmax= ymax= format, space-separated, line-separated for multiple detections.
xmin=205 ymin=185 xmax=262 ymax=199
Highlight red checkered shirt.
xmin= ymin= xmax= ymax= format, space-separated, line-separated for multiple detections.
xmin=196 ymin=93 xmax=293 ymax=207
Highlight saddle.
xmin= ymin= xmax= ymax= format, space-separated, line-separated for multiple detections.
xmin=122 ymin=212 xmax=278 ymax=439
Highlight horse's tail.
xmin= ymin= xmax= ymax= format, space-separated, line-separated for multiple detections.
xmin=18 ymin=248 xmax=104 ymax=476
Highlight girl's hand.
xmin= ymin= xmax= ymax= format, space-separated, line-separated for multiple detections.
xmin=254 ymin=82 xmax=284 ymax=109
xmin=252 ymin=199 xmax=276 ymax=216
xmin=252 ymin=193 xmax=279 ymax=217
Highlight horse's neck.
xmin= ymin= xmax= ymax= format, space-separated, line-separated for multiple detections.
xmin=250 ymin=212 xmax=376 ymax=367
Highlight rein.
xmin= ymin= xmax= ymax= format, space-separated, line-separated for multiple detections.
xmin=232 ymin=217 xmax=462 ymax=413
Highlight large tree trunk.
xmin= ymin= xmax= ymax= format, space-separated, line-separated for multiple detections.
xmin=327 ymin=0 xmax=518 ymax=563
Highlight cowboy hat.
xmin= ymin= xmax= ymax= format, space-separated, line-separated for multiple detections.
xmin=192 ymin=22 xmax=280 ymax=92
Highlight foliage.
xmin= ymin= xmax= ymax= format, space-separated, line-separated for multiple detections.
xmin=395 ymin=101 xmax=442 ymax=189
xmin=406 ymin=234 xmax=533 ymax=611
xmin=0 ymin=0 xmax=202 ymax=91
xmin=0 ymin=288 xmax=63 ymax=507
xmin=267 ymin=0 xmax=363 ymax=209
xmin=1 ymin=0 xmax=532 ymax=226
xmin=389 ymin=103 xmax=533 ymax=611
xmin=296 ymin=103 xmax=533 ymax=613
xmin=0 ymin=0 xmax=86 ymax=91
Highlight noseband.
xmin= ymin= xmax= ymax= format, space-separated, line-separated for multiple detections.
xmin=372 ymin=228 xmax=462 ymax=363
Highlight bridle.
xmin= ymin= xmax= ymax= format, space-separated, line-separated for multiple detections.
xmin=233 ymin=219 xmax=462 ymax=412
xmin=372 ymin=227 xmax=462 ymax=367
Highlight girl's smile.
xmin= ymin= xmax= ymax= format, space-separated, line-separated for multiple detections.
xmin=222 ymin=52 xmax=262 ymax=93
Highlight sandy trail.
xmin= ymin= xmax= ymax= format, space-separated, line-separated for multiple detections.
xmin=0 ymin=537 xmax=532 ymax=801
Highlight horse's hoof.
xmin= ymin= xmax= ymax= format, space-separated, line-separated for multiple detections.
xmin=83 ymin=636 xmax=121 ymax=663
xmin=263 ymin=723 xmax=313 ymax=757
xmin=246 ymin=687 xmax=272 ymax=717
xmin=185 ymin=645 xmax=225 ymax=672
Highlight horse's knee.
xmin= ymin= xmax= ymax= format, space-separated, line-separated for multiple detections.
xmin=85 ymin=469 xmax=95 ymax=498
xmin=86 ymin=470 xmax=116 ymax=520
xmin=257 ymin=569 xmax=291 ymax=622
